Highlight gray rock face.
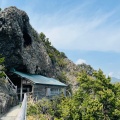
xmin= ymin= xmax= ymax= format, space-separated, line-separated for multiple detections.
xmin=0 ymin=78 xmax=18 ymax=115
xmin=0 ymin=6 xmax=52 ymax=75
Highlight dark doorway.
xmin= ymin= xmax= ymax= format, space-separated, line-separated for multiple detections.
xmin=7 ymin=74 xmax=33 ymax=101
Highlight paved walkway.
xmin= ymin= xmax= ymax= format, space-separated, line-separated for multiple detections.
xmin=0 ymin=105 xmax=21 ymax=120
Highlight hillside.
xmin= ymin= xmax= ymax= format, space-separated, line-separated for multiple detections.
xmin=0 ymin=6 xmax=94 ymax=92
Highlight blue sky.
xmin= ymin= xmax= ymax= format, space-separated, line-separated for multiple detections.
xmin=1 ymin=0 xmax=120 ymax=78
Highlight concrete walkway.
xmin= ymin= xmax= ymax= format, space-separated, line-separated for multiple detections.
xmin=0 ymin=105 xmax=21 ymax=120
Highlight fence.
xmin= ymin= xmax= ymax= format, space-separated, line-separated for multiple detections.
xmin=16 ymin=93 xmax=27 ymax=120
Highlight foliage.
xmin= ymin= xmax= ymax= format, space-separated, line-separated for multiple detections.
xmin=0 ymin=55 xmax=6 ymax=85
xmin=72 ymin=70 xmax=119 ymax=120
xmin=27 ymin=96 xmax=65 ymax=120
xmin=57 ymin=72 xmax=72 ymax=95
xmin=57 ymin=72 xmax=68 ymax=84
xmin=39 ymin=32 xmax=67 ymax=67
xmin=0 ymin=55 xmax=5 ymax=77
xmin=27 ymin=69 xmax=120 ymax=120
xmin=77 ymin=63 xmax=94 ymax=76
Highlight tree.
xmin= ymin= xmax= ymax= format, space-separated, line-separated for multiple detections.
xmin=0 ymin=55 xmax=5 ymax=77
xmin=27 ymin=69 xmax=120 ymax=120
xmin=73 ymin=70 xmax=118 ymax=119
xmin=39 ymin=32 xmax=46 ymax=42
xmin=112 ymin=83 xmax=120 ymax=119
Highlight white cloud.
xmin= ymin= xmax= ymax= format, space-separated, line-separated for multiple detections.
xmin=108 ymin=71 xmax=120 ymax=79
xmin=75 ymin=59 xmax=86 ymax=65
xmin=1 ymin=1 xmax=120 ymax=52
xmin=108 ymin=72 xmax=113 ymax=77
xmin=42 ymin=11 xmax=120 ymax=52
xmin=26 ymin=1 xmax=120 ymax=52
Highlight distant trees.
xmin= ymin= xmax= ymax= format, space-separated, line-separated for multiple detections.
xmin=77 ymin=63 xmax=94 ymax=76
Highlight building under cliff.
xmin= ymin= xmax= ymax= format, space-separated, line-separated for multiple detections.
xmin=8 ymin=70 xmax=67 ymax=101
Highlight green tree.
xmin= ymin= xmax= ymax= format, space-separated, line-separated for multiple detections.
xmin=0 ymin=55 xmax=5 ymax=77
xmin=39 ymin=32 xmax=46 ymax=42
xmin=39 ymin=32 xmax=67 ymax=66
xmin=81 ymin=96 xmax=103 ymax=120
xmin=112 ymin=83 xmax=120 ymax=119
xmin=27 ymin=69 xmax=120 ymax=120
xmin=73 ymin=70 xmax=117 ymax=120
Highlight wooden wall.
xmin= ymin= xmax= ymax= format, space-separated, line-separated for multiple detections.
xmin=33 ymin=84 xmax=66 ymax=99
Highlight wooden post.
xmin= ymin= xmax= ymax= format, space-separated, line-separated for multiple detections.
xmin=20 ymin=79 xmax=23 ymax=102
xmin=32 ymin=84 xmax=34 ymax=93
xmin=32 ymin=84 xmax=34 ymax=98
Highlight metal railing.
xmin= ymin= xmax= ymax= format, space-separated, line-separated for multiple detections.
xmin=16 ymin=93 xmax=27 ymax=120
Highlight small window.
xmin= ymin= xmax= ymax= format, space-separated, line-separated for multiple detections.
xmin=50 ymin=88 xmax=60 ymax=95
xmin=46 ymin=88 xmax=50 ymax=96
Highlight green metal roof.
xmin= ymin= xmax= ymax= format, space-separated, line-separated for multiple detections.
xmin=13 ymin=71 xmax=67 ymax=87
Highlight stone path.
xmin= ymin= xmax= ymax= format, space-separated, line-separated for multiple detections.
xmin=0 ymin=105 xmax=21 ymax=120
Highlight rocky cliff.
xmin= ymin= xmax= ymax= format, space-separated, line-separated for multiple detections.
xmin=0 ymin=77 xmax=18 ymax=115
xmin=0 ymin=6 xmax=94 ymax=92
xmin=0 ymin=6 xmax=52 ymax=76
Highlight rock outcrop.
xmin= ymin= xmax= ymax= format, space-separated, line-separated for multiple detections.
xmin=0 ymin=6 xmax=95 ymax=92
xmin=0 ymin=78 xmax=18 ymax=115
xmin=0 ymin=6 xmax=52 ymax=76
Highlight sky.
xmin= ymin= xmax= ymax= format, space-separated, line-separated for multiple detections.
xmin=0 ymin=0 xmax=120 ymax=79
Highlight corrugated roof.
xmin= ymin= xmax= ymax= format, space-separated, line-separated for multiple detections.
xmin=13 ymin=71 xmax=67 ymax=87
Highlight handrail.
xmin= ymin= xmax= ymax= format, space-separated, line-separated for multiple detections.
xmin=16 ymin=93 xmax=27 ymax=120
xmin=4 ymin=72 xmax=16 ymax=88
xmin=4 ymin=72 xmax=17 ymax=93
